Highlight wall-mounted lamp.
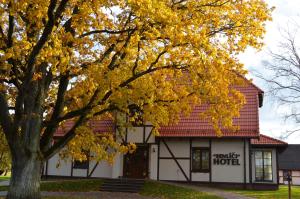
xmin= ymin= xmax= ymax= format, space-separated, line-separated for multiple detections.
xmin=152 ymin=147 xmax=156 ymax=153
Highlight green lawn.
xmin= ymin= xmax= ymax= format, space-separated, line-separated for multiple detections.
xmin=0 ymin=176 xmax=10 ymax=182
xmin=0 ymin=179 xmax=103 ymax=192
xmin=141 ymin=181 xmax=222 ymax=199
xmin=229 ymin=185 xmax=300 ymax=199
xmin=0 ymin=179 xmax=223 ymax=199
xmin=0 ymin=197 xmax=95 ymax=199
xmin=0 ymin=173 xmax=10 ymax=182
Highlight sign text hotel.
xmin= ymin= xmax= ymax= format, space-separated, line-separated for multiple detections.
xmin=213 ymin=152 xmax=241 ymax=165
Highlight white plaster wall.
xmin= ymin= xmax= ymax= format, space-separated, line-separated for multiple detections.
xmin=192 ymin=139 xmax=209 ymax=147
xmin=211 ymin=139 xmax=245 ymax=183
xmin=192 ymin=172 xmax=209 ymax=182
xmin=292 ymin=177 xmax=300 ymax=185
xmin=47 ymin=153 xmax=72 ymax=176
xmin=280 ymin=170 xmax=300 ymax=185
xmin=279 ymin=170 xmax=283 ymax=184
xmin=159 ymin=159 xmax=189 ymax=181
xmin=72 ymin=168 xmax=87 ymax=177
xmin=245 ymin=140 xmax=250 ymax=183
xmin=46 ymin=150 xmax=116 ymax=178
xmin=89 ymin=160 xmax=112 ymax=178
xmin=292 ymin=171 xmax=300 ymax=185
xmin=149 ymin=144 xmax=158 ymax=180
xmin=112 ymin=153 xmax=123 ymax=178
xmin=126 ymin=127 xmax=144 ymax=143
xmin=251 ymin=148 xmax=277 ymax=184
xmin=160 ymin=140 xmax=189 ymax=157
xmin=145 ymin=126 xmax=155 ymax=143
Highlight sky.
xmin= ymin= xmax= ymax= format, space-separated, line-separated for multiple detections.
xmin=238 ymin=0 xmax=300 ymax=143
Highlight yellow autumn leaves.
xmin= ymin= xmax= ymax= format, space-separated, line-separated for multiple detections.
xmin=60 ymin=125 xmax=136 ymax=164
xmin=0 ymin=0 xmax=272 ymax=162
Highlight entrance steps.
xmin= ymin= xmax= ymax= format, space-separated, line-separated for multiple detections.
xmin=100 ymin=178 xmax=145 ymax=193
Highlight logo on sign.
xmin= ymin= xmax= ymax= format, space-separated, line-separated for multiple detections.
xmin=213 ymin=152 xmax=241 ymax=166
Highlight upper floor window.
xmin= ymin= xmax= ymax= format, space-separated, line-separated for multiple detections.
xmin=255 ymin=150 xmax=273 ymax=182
xmin=192 ymin=148 xmax=210 ymax=172
xmin=128 ymin=104 xmax=143 ymax=126
xmin=73 ymin=151 xmax=89 ymax=169
xmin=73 ymin=159 xmax=89 ymax=169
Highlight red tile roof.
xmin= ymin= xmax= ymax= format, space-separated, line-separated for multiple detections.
xmin=158 ymin=84 xmax=262 ymax=138
xmin=251 ymin=134 xmax=287 ymax=146
xmin=54 ymin=119 xmax=114 ymax=137
xmin=54 ymin=78 xmax=263 ymax=139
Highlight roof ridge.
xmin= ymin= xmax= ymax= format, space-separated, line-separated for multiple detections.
xmin=237 ymin=74 xmax=264 ymax=94
xmin=259 ymin=134 xmax=288 ymax=145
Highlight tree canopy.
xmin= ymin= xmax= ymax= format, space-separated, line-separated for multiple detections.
xmin=0 ymin=1 xmax=272 ymax=197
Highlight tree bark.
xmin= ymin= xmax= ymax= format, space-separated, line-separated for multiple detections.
xmin=7 ymin=152 xmax=41 ymax=199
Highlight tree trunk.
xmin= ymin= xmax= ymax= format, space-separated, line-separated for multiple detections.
xmin=7 ymin=152 xmax=41 ymax=199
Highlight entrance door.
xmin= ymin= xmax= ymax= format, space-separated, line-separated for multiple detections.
xmin=123 ymin=145 xmax=149 ymax=179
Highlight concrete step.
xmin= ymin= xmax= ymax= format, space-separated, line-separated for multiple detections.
xmin=100 ymin=178 xmax=145 ymax=193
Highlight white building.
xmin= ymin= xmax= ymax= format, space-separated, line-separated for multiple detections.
xmin=43 ymin=81 xmax=287 ymax=190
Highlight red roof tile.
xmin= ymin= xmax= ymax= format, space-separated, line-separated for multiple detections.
xmin=54 ymin=119 xmax=114 ymax=137
xmin=54 ymin=78 xmax=263 ymax=139
xmin=158 ymin=84 xmax=262 ymax=138
xmin=251 ymin=134 xmax=287 ymax=146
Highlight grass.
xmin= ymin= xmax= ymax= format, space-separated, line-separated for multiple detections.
xmin=0 ymin=172 xmax=10 ymax=182
xmin=141 ymin=181 xmax=222 ymax=199
xmin=0 ymin=176 xmax=10 ymax=182
xmin=0 ymin=179 xmax=103 ymax=192
xmin=227 ymin=185 xmax=300 ymax=199
xmin=0 ymin=197 xmax=97 ymax=199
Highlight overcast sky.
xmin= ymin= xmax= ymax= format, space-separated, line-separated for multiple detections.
xmin=239 ymin=0 xmax=300 ymax=143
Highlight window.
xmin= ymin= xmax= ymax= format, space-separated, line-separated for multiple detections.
xmin=192 ymin=148 xmax=210 ymax=172
xmin=73 ymin=160 xmax=89 ymax=169
xmin=254 ymin=150 xmax=273 ymax=181
xmin=73 ymin=151 xmax=89 ymax=169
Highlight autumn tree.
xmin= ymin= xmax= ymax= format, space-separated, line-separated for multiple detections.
xmin=0 ymin=0 xmax=271 ymax=198
xmin=0 ymin=128 xmax=11 ymax=175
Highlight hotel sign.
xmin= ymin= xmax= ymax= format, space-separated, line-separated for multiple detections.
xmin=213 ymin=152 xmax=241 ymax=166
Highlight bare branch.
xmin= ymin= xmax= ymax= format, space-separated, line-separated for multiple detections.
xmin=258 ymin=23 xmax=300 ymax=138
xmin=79 ymin=28 xmax=136 ymax=38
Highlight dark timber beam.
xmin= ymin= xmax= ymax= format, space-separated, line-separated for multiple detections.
xmin=162 ymin=139 xmax=189 ymax=181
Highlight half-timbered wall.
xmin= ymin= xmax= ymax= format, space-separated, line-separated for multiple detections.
xmin=46 ymin=153 xmax=72 ymax=177
xmin=156 ymin=138 xmax=250 ymax=183
xmin=279 ymin=170 xmax=300 ymax=185
xmin=45 ymin=151 xmax=123 ymax=178
xmin=89 ymin=160 xmax=112 ymax=178
xmin=158 ymin=139 xmax=190 ymax=181
xmin=125 ymin=125 xmax=155 ymax=144
xmin=149 ymin=144 xmax=158 ymax=180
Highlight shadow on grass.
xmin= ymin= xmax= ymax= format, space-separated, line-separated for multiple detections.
xmin=141 ymin=181 xmax=222 ymax=199
xmin=226 ymin=185 xmax=300 ymax=199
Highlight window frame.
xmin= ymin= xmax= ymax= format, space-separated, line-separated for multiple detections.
xmin=72 ymin=151 xmax=90 ymax=170
xmin=191 ymin=147 xmax=210 ymax=173
xmin=254 ymin=150 xmax=273 ymax=182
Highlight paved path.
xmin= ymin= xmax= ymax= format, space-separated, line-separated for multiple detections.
xmin=0 ymin=191 xmax=155 ymax=199
xmin=161 ymin=182 xmax=255 ymax=199
xmin=0 ymin=181 xmax=9 ymax=186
